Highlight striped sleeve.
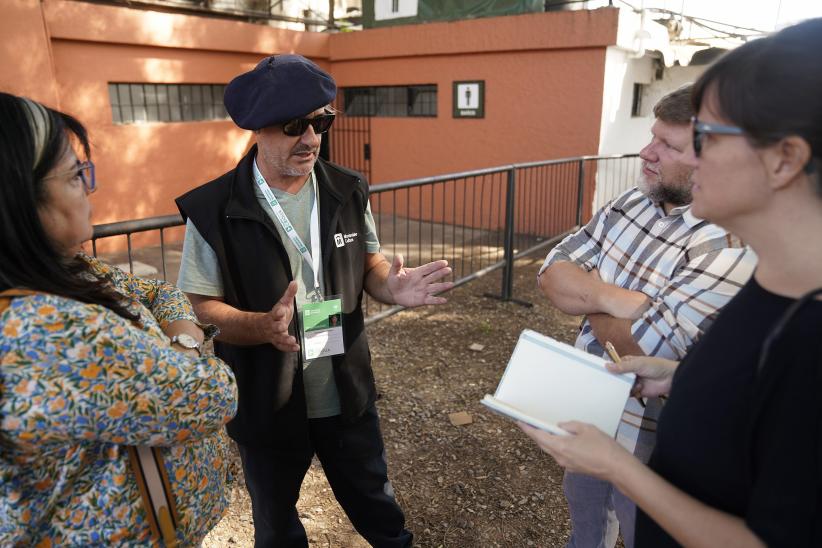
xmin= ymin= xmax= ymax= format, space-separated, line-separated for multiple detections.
xmin=540 ymin=199 xmax=614 ymax=276
xmin=631 ymin=243 xmax=756 ymax=359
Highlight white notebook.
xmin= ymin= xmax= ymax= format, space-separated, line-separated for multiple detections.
xmin=481 ymin=329 xmax=635 ymax=437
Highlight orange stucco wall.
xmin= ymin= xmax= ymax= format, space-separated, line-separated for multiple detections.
xmin=1 ymin=0 xmax=60 ymax=106
xmin=0 ymin=0 xmax=617 ymax=248
xmin=335 ymin=48 xmax=608 ymax=183
xmin=330 ymin=9 xmax=615 ymax=182
xmin=329 ymin=10 xmax=613 ymax=231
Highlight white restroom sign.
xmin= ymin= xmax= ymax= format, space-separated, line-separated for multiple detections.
xmin=374 ymin=0 xmax=418 ymax=20
xmin=453 ymin=81 xmax=484 ymax=118
xmin=457 ymin=84 xmax=479 ymax=109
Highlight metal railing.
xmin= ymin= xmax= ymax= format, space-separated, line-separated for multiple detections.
xmin=91 ymin=153 xmax=640 ymax=322
xmin=92 ymin=214 xmax=183 ymax=280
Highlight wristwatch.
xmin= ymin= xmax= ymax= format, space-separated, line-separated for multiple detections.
xmin=170 ymin=333 xmax=202 ymax=356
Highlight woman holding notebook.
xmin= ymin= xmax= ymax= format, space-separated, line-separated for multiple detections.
xmin=520 ymin=18 xmax=822 ymax=547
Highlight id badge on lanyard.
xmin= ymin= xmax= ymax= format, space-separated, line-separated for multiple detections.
xmin=254 ymin=165 xmax=345 ymax=360
xmin=300 ymin=295 xmax=344 ymax=361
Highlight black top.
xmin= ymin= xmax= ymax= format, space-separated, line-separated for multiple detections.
xmin=636 ymin=278 xmax=822 ymax=547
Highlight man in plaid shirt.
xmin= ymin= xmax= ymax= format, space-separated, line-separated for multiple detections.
xmin=537 ymin=85 xmax=756 ymax=548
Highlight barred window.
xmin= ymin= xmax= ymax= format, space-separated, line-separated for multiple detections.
xmin=343 ymin=85 xmax=437 ymax=117
xmin=108 ymin=83 xmax=229 ymax=124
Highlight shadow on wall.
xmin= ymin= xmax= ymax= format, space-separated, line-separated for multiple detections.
xmin=36 ymin=0 xmax=337 ymax=254
xmin=0 ymin=2 xmax=59 ymax=104
xmin=86 ymin=119 xmax=255 ymax=254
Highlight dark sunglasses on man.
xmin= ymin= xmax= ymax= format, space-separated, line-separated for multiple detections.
xmin=282 ymin=113 xmax=336 ymax=137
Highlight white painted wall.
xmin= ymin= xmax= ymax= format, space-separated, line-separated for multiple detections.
xmin=592 ymin=47 xmax=650 ymax=211
xmin=599 ymin=48 xmax=655 ymax=156
xmin=593 ymin=9 xmax=707 ymax=211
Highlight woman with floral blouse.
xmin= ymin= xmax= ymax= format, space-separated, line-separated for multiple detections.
xmin=0 ymin=92 xmax=238 ymax=545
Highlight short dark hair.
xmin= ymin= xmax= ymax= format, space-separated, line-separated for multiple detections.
xmin=692 ymin=18 xmax=822 ymax=190
xmin=0 ymin=92 xmax=136 ymax=319
xmin=653 ymin=84 xmax=694 ymax=125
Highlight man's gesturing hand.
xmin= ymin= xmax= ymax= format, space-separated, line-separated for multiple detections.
xmin=386 ymin=254 xmax=454 ymax=307
xmin=259 ymin=281 xmax=300 ymax=352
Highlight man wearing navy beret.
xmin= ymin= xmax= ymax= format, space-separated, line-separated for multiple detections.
xmin=176 ymin=54 xmax=452 ymax=547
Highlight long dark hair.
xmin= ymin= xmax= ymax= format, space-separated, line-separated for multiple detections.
xmin=692 ymin=18 xmax=822 ymax=189
xmin=0 ymin=92 xmax=137 ymax=320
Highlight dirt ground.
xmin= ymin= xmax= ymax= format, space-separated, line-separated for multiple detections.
xmin=202 ymin=256 xmax=589 ymax=547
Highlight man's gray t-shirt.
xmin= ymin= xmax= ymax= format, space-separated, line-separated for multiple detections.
xmin=177 ymin=161 xmax=381 ymax=418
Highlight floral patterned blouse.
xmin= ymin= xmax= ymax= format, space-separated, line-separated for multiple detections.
xmin=0 ymin=255 xmax=238 ymax=546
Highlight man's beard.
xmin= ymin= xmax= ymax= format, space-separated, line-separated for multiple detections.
xmin=280 ymin=163 xmax=314 ymax=177
xmin=638 ymin=170 xmax=692 ymax=206
xmin=261 ymin=147 xmax=318 ymax=178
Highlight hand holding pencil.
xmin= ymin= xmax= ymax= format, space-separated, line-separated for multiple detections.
xmin=604 ymin=341 xmax=646 ymax=408
xmin=604 ymin=343 xmax=679 ymax=400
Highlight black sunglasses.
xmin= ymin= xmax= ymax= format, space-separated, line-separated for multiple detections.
xmin=282 ymin=113 xmax=336 ymax=137
xmin=691 ymin=116 xmax=744 ymax=157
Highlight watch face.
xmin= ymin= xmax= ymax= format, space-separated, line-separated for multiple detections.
xmin=174 ymin=333 xmax=199 ymax=349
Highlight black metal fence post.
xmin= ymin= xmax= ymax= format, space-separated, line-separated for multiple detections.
xmin=483 ymin=165 xmax=531 ymax=307
xmin=576 ymin=158 xmax=586 ymax=227
xmin=501 ymin=166 xmax=516 ymax=301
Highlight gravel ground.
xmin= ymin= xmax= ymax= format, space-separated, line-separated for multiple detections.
xmin=203 ymin=256 xmax=592 ymax=547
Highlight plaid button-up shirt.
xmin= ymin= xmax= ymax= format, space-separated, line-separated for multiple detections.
xmin=540 ymin=188 xmax=756 ymax=458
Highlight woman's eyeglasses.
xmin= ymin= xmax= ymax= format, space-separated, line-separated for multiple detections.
xmin=691 ymin=116 xmax=744 ymax=157
xmin=282 ymin=113 xmax=336 ymax=137
xmin=43 ymin=160 xmax=96 ymax=194
xmin=691 ymin=116 xmax=816 ymax=173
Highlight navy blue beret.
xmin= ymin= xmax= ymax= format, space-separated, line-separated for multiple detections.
xmin=224 ymin=54 xmax=337 ymax=130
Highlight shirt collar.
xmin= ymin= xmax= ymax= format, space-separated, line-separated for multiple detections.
xmin=680 ymin=206 xmax=703 ymax=228
xmin=649 ymin=197 xmax=702 ymax=230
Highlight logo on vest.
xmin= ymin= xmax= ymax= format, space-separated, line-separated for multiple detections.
xmin=334 ymin=233 xmax=345 ymax=248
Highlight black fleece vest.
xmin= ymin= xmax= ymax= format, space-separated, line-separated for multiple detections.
xmin=176 ymin=147 xmax=376 ymax=450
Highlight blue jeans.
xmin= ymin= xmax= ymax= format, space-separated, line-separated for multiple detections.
xmin=563 ymin=471 xmax=636 ymax=548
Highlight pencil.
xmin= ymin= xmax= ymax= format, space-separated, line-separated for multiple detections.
xmin=605 ymin=341 xmax=646 ymax=408
xmin=604 ymin=341 xmax=621 ymax=364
